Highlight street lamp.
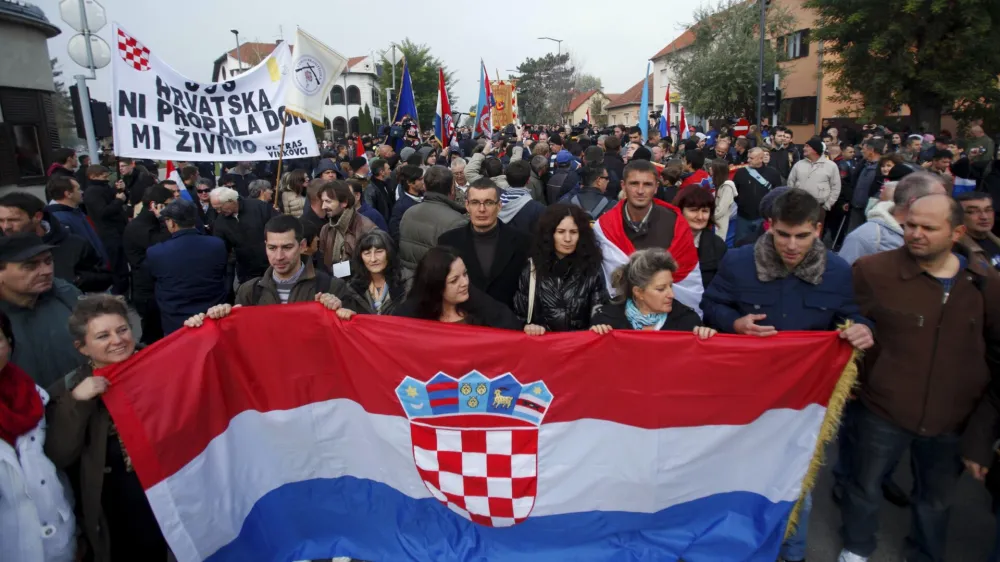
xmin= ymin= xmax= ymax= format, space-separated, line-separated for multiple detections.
xmin=230 ymin=29 xmax=242 ymax=73
xmin=537 ymin=36 xmax=563 ymax=55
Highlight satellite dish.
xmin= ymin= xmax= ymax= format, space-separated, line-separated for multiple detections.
xmin=68 ymin=34 xmax=112 ymax=69
xmin=59 ymin=0 xmax=107 ymax=33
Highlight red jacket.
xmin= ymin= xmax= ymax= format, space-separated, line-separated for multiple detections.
xmin=679 ymin=169 xmax=711 ymax=189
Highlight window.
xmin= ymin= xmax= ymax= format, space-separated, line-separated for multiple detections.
xmin=777 ymin=29 xmax=810 ymax=61
xmin=346 ymin=86 xmax=361 ymax=105
xmin=371 ymin=87 xmax=379 ymax=107
xmin=779 ymin=96 xmax=818 ymax=125
xmin=349 ymin=117 xmax=359 ymax=133
xmin=332 ymin=117 xmax=347 ymax=133
xmin=330 ymin=86 xmax=345 ymax=106
xmin=12 ymin=125 xmax=44 ymax=178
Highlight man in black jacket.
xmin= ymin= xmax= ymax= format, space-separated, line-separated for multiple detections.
xmin=363 ymin=157 xmax=395 ymax=222
xmin=118 ymin=157 xmax=157 ymax=207
xmin=561 ymin=163 xmax=614 ymax=220
xmin=438 ymin=178 xmax=531 ymax=311
xmin=0 ymin=193 xmax=111 ymax=292
xmin=769 ymin=127 xmax=800 ymax=183
xmin=732 ymin=148 xmax=783 ymax=240
xmin=86 ymin=164 xmax=131 ymax=295
xmin=210 ymin=186 xmax=278 ymax=283
xmin=123 ymin=185 xmax=175 ymax=343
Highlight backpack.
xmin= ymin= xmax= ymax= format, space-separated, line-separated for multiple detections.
xmin=570 ymin=194 xmax=612 ymax=220
xmin=250 ymin=269 xmax=335 ymax=305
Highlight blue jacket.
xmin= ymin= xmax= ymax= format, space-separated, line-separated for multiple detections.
xmin=359 ymin=201 xmax=388 ymax=232
xmin=45 ymin=203 xmax=108 ymax=264
xmin=146 ymin=229 xmax=229 ymax=335
xmin=701 ymin=242 xmax=870 ymax=333
xmin=850 ymin=161 xmax=878 ymax=209
xmin=389 ymin=193 xmax=421 ymax=242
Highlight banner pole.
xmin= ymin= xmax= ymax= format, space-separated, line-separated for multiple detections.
xmin=273 ymin=117 xmax=288 ymax=210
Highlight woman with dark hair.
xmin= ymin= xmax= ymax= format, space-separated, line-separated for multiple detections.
xmin=397 ymin=246 xmax=522 ymax=330
xmin=278 ymin=169 xmax=309 ymax=217
xmin=591 ymin=248 xmax=716 ymax=337
xmin=339 ymin=230 xmax=407 ymax=316
xmin=0 ymin=309 xmax=77 ymax=561
xmin=514 ymin=204 xmax=608 ymax=334
xmin=673 ymin=186 xmax=728 ymax=288
xmin=46 ymin=295 xmax=169 ymax=562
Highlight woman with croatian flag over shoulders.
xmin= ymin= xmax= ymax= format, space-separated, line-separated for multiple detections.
xmin=593 ymin=159 xmax=704 ymax=316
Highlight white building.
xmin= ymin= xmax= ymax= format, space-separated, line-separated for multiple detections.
xmin=212 ymin=44 xmax=382 ymax=135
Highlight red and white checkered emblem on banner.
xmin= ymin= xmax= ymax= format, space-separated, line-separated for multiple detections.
xmin=117 ymin=29 xmax=150 ymax=72
xmin=410 ymin=424 xmax=538 ymax=527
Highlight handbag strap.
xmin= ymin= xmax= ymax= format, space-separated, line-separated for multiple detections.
xmin=527 ymin=258 xmax=537 ymax=324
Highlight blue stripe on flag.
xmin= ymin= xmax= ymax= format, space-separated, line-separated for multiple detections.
xmin=205 ymin=476 xmax=793 ymax=562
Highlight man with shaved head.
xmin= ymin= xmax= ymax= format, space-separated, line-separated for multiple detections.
xmin=842 ymin=192 xmax=1000 ymax=562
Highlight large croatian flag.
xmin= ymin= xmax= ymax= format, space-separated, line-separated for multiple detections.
xmin=103 ymin=305 xmax=854 ymax=562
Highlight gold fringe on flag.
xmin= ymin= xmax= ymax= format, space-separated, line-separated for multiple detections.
xmin=784 ymin=324 xmax=863 ymax=540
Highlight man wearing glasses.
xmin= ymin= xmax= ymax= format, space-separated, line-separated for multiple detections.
xmin=438 ymin=177 xmax=531 ymax=311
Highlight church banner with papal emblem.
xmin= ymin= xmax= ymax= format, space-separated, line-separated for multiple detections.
xmin=111 ymin=24 xmax=320 ymax=162
xmin=103 ymin=304 xmax=855 ymax=562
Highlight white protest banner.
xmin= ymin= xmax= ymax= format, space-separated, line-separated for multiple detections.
xmin=111 ymin=23 xmax=318 ymax=162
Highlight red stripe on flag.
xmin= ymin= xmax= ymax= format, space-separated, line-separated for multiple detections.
xmin=101 ymin=306 xmax=852 ymax=490
xmin=426 ymin=382 xmax=457 ymax=392
xmin=429 ymin=398 xmax=459 ymax=408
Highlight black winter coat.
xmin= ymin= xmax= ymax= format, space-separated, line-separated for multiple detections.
xmin=213 ymin=197 xmax=278 ymax=283
xmin=395 ymin=284 xmax=522 ymax=331
xmin=696 ymin=232 xmax=728 ymax=289
xmin=122 ymin=209 xmax=170 ymax=302
xmin=591 ymin=300 xmax=702 ymax=332
xmin=438 ymin=222 xmax=531 ymax=312
xmin=43 ymin=211 xmax=112 ymax=292
xmin=121 ymin=168 xmax=157 ymax=207
xmin=83 ymin=180 xmax=129 ymax=241
xmin=513 ymin=258 xmax=608 ymax=331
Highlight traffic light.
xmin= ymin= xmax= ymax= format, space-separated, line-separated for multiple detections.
xmin=762 ymin=83 xmax=781 ymax=114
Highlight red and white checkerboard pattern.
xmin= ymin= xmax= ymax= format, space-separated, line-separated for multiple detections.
xmin=410 ymin=424 xmax=538 ymax=527
xmin=117 ymin=29 xmax=150 ymax=72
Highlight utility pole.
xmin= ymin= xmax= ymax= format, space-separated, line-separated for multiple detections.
xmin=756 ymin=0 xmax=767 ymax=126
xmin=74 ymin=0 xmax=98 ymax=160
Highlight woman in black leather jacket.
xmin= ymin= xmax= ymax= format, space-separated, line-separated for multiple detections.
xmin=513 ymin=204 xmax=609 ymax=334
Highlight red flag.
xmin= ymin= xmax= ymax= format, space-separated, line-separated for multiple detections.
xmin=586 ymin=107 xmax=591 ymax=123
xmin=166 ymin=160 xmax=176 ymax=177
xmin=665 ymin=84 xmax=671 ymax=128
xmin=679 ymin=107 xmax=689 ymax=140
xmin=356 ymin=137 xmax=365 ymax=158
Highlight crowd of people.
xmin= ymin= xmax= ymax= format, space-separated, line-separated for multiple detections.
xmin=1 ymin=116 xmax=999 ymax=562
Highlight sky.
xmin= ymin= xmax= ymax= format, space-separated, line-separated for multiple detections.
xmin=35 ymin=0 xmax=702 ymax=110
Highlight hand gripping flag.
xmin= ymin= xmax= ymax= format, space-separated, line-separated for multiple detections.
xmin=284 ymin=28 xmax=349 ymax=126
xmin=434 ymin=68 xmax=454 ymax=146
xmin=102 ymin=306 xmax=857 ymax=562
xmin=475 ymin=62 xmax=494 ymax=137
xmin=594 ymin=199 xmax=703 ymax=315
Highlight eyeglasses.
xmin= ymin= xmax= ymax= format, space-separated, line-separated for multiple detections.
xmin=197 ymin=188 xmax=212 ymax=193
xmin=467 ymin=200 xmax=498 ymax=209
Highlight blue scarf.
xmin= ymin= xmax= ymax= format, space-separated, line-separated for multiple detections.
xmin=625 ymin=299 xmax=668 ymax=330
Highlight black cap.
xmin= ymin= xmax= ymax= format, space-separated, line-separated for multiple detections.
xmin=159 ymin=199 xmax=198 ymax=224
xmin=0 ymin=233 xmax=55 ymax=263
xmin=349 ymin=156 xmax=368 ymax=170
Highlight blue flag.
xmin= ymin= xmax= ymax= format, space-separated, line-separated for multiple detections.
xmin=639 ymin=62 xmax=651 ymax=143
xmin=392 ymin=61 xmax=419 ymax=151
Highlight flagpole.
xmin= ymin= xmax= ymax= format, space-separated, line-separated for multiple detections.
xmin=272 ymin=116 xmax=287 ymax=210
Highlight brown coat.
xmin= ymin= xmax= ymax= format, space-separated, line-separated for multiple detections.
xmin=44 ymin=364 xmax=114 ymax=562
xmin=318 ymin=208 xmax=377 ymax=269
xmin=853 ymin=247 xmax=1000 ymax=444
xmin=958 ymin=232 xmax=1000 ymax=272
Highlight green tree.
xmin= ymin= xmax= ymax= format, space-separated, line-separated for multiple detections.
xmin=514 ymin=53 xmax=575 ymax=125
xmin=50 ymin=58 xmax=79 ymax=146
xmin=589 ymin=96 xmax=608 ymax=127
xmin=670 ymin=0 xmax=792 ymax=122
xmin=378 ymin=39 xmax=455 ymax=130
xmin=359 ymin=104 xmax=375 ymax=135
xmin=807 ymin=0 xmax=1000 ymax=133
xmin=574 ymin=73 xmax=603 ymax=93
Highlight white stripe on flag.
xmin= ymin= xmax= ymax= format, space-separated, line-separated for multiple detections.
xmin=148 ymin=399 xmax=824 ymax=560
